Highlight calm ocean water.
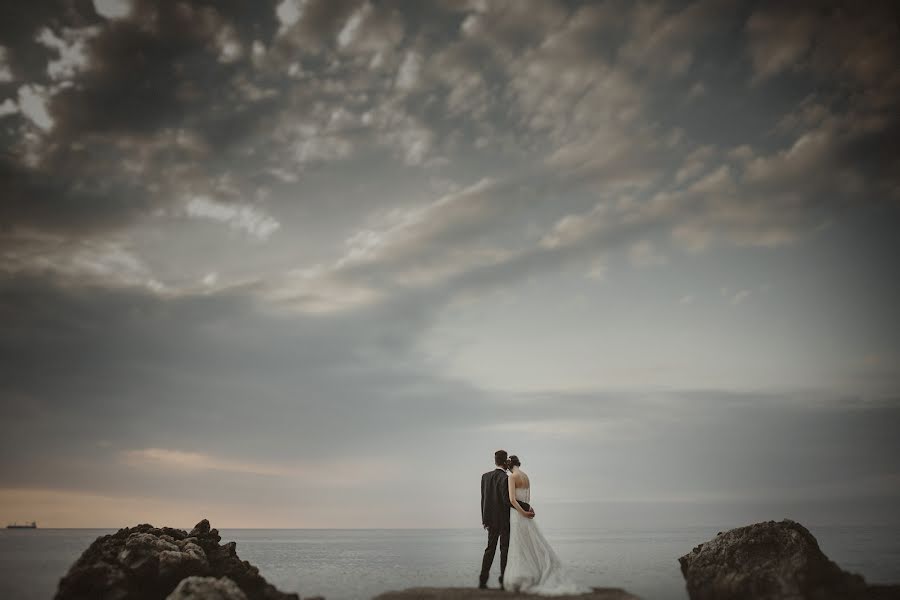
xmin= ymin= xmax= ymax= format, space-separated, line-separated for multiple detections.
xmin=1 ymin=526 xmax=898 ymax=600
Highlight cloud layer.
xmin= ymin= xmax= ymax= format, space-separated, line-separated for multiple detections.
xmin=0 ymin=0 xmax=898 ymax=527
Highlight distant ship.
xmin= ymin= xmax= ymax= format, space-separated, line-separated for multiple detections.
xmin=6 ymin=522 xmax=37 ymax=529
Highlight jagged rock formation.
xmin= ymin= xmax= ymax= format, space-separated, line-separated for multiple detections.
xmin=679 ymin=519 xmax=900 ymax=600
xmin=373 ymin=587 xmax=638 ymax=599
xmin=54 ymin=519 xmax=299 ymax=600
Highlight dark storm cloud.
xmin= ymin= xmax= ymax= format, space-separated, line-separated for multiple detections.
xmin=0 ymin=1 xmax=96 ymax=80
xmin=744 ymin=0 xmax=900 ymax=189
xmin=1 ymin=0 xmax=427 ymax=246
xmin=1 ymin=0 xmax=285 ymax=241
xmin=3 ymin=0 xmax=894 ymax=248
xmin=1 ymin=0 xmax=900 ymax=526
xmin=47 ymin=0 xmax=282 ymax=138
xmin=50 ymin=14 xmax=225 ymax=137
xmin=0 ymin=156 xmax=152 ymax=236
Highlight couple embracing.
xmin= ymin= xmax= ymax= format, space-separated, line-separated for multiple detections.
xmin=479 ymin=450 xmax=590 ymax=595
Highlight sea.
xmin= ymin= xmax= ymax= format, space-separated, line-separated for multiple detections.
xmin=1 ymin=525 xmax=898 ymax=600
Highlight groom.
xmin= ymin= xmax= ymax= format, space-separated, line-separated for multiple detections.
xmin=479 ymin=449 xmax=533 ymax=589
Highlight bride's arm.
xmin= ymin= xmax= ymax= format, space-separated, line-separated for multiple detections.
xmin=507 ymin=474 xmax=532 ymax=517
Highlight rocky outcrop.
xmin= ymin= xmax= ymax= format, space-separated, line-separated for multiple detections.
xmin=678 ymin=519 xmax=900 ymax=600
xmin=373 ymin=587 xmax=638 ymax=599
xmin=166 ymin=576 xmax=248 ymax=600
xmin=54 ymin=519 xmax=299 ymax=600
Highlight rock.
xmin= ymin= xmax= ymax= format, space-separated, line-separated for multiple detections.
xmin=678 ymin=519 xmax=900 ymax=600
xmin=116 ymin=532 xmax=175 ymax=579
xmin=190 ymin=519 xmax=212 ymax=537
xmin=158 ymin=542 xmax=210 ymax=583
xmin=50 ymin=562 xmax=131 ymax=600
xmin=166 ymin=576 xmax=248 ymax=600
xmin=55 ymin=519 xmax=299 ymax=600
xmin=373 ymin=587 xmax=639 ymax=599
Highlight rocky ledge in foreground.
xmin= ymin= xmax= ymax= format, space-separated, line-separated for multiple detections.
xmin=373 ymin=588 xmax=639 ymax=599
xmin=55 ymin=519 xmax=300 ymax=600
xmin=679 ymin=519 xmax=900 ymax=600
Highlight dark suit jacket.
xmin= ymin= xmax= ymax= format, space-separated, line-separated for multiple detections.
xmin=481 ymin=468 xmax=511 ymax=528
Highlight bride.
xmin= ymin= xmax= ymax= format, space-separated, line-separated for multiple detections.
xmin=503 ymin=455 xmax=591 ymax=595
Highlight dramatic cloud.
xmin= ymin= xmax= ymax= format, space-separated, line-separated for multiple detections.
xmin=0 ymin=0 xmax=898 ymax=528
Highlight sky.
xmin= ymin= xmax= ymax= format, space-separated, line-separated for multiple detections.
xmin=1 ymin=0 xmax=899 ymax=529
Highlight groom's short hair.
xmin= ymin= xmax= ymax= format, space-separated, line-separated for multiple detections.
xmin=494 ymin=449 xmax=508 ymax=466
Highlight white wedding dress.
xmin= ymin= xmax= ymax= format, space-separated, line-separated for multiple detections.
xmin=504 ymin=485 xmax=591 ymax=595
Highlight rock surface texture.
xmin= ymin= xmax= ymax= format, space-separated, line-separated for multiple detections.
xmin=679 ymin=519 xmax=900 ymax=600
xmin=166 ymin=576 xmax=249 ymax=600
xmin=54 ymin=519 xmax=299 ymax=600
xmin=372 ymin=588 xmax=638 ymax=599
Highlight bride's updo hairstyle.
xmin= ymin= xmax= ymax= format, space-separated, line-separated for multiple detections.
xmin=506 ymin=455 xmax=521 ymax=470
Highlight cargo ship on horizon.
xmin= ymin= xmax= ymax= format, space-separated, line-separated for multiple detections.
xmin=6 ymin=521 xmax=37 ymax=529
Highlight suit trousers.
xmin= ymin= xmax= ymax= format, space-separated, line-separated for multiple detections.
xmin=479 ymin=518 xmax=510 ymax=586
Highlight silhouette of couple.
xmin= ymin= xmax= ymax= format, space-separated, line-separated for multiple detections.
xmin=479 ymin=449 xmax=589 ymax=595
